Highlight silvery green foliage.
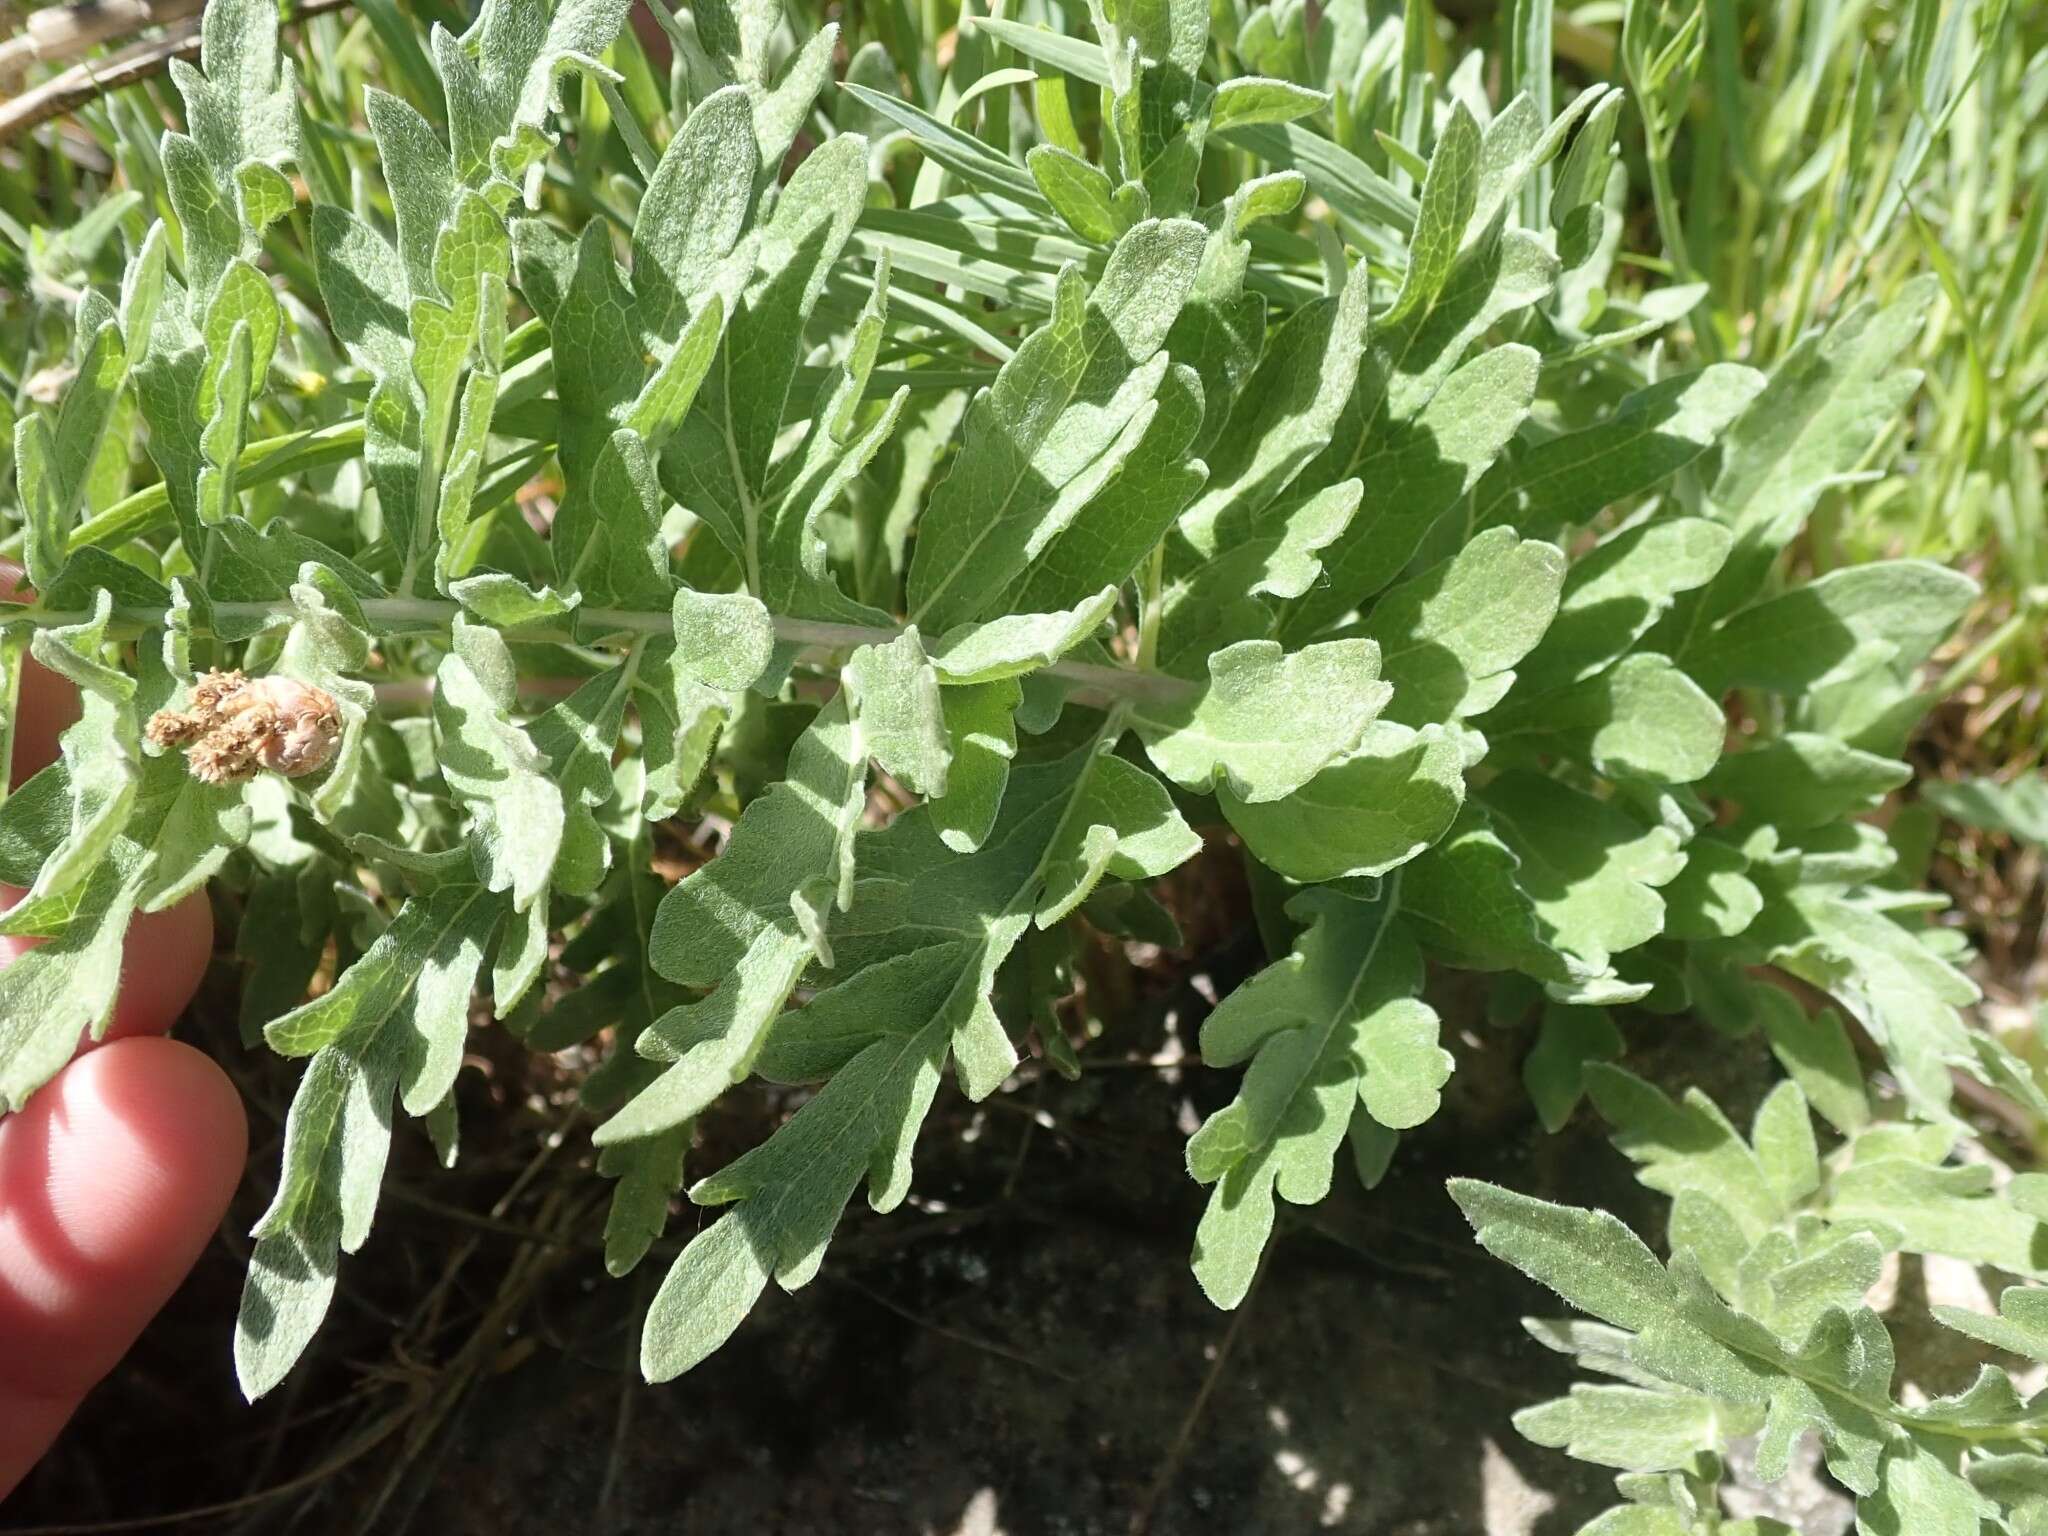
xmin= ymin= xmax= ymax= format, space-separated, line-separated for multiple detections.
xmin=0 ymin=3 xmax=2028 ymax=1515
xmin=1458 ymin=1068 xmax=2048 ymax=1534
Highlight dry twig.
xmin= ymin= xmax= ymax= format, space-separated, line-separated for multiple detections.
xmin=0 ymin=0 xmax=353 ymax=144
xmin=0 ymin=0 xmax=204 ymax=83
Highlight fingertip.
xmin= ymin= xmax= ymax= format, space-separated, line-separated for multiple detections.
xmin=0 ymin=1038 xmax=247 ymax=1493
xmin=22 ymin=1038 xmax=248 ymax=1278
xmin=0 ymin=887 xmax=215 ymax=1045
xmin=106 ymin=892 xmax=216 ymax=1041
xmin=1 ymin=559 xmax=82 ymax=789
xmin=9 ymin=662 xmax=78 ymax=791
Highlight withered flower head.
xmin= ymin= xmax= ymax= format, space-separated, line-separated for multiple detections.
xmin=146 ymin=670 xmax=344 ymax=785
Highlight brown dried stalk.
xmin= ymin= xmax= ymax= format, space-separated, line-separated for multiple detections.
xmin=0 ymin=0 xmax=353 ymax=145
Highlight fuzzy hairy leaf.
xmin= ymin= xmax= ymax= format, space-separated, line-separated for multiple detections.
xmin=434 ymin=619 xmax=565 ymax=911
xmin=237 ymin=884 xmax=499 ymax=1398
xmin=598 ymin=694 xmax=870 ymax=1150
xmin=1189 ymin=879 xmax=1449 ymax=1306
xmin=907 ymin=219 xmax=1206 ymax=631
xmin=1480 ymin=772 xmax=1687 ymax=999
xmin=1687 ymin=279 xmax=1940 ymax=625
xmin=1132 ymin=638 xmax=1390 ymax=802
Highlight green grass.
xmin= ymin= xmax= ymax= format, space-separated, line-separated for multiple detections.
xmin=1592 ymin=0 xmax=2047 ymax=754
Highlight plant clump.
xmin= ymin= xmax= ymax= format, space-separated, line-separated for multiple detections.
xmin=0 ymin=0 xmax=2043 ymax=1528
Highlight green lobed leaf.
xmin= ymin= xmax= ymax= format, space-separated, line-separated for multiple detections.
xmin=601 ymin=696 xmax=872 ymax=1149
xmin=1685 ymin=279 xmax=1940 ymax=626
xmin=1514 ymin=516 xmax=1733 ymax=693
xmin=1131 ymin=637 xmax=1390 ymax=803
xmin=929 ymin=588 xmax=1119 ymax=686
xmin=1704 ymin=733 xmax=1912 ymax=830
xmin=1448 ymin=1179 xmax=1677 ymax=1333
xmin=1761 ymin=877 xmax=1979 ymax=1123
xmin=1189 ymin=879 xmax=1450 ymax=1307
xmin=907 ymin=219 xmax=1207 ymax=631
xmin=1177 ymin=270 xmax=1372 ymax=558
xmin=1683 ymin=560 xmax=1978 ymax=696
xmin=1362 ymin=526 xmax=1565 ymax=726
xmin=844 ymin=629 xmax=951 ymax=798
xmin=1492 ymin=652 xmax=1727 ymax=785
xmin=1480 ymin=771 xmax=1686 ymax=996
xmin=1922 ymin=776 xmax=2048 ymax=845
xmin=1472 ymin=366 xmax=1765 ymax=541
xmin=929 ymin=680 xmax=1023 ymax=855
xmin=1220 ymin=720 xmax=1465 ymax=882
xmin=1523 ymin=1004 xmax=1624 ymax=1132
xmin=662 ymin=134 xmax=870 ymax=600
xmin=433 ymin=617 xmax=566 ymax=911
xmin=1279 ymin=343 xmax=1543 ymax=640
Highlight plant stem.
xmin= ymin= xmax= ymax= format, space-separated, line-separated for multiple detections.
xmin=1645 ymin=146 xmax=1723 ymax=361
xmin=1136 ymin=541 xmax=1166 ymax=672
xmin=0 ymin=634 xmax=24 ymax=812
xmin=0 ymin=595 xmax=1199 ymax=705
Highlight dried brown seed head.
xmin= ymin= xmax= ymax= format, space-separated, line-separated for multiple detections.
xmin=146 ymin=670 xmax=343 ymax=784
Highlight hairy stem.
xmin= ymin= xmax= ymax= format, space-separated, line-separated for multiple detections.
xmin=0 ymin=594 xmax=1198 ymax=704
